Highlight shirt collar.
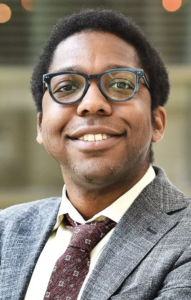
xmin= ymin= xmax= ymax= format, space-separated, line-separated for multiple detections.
xmin=53 ymin=165 xmax=155 ymax=230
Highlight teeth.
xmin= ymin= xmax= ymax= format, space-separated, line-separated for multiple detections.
xmin=95 ymin=134 xmax=102 ymax=141
xmin=78 ymin=134 xmax=110 ymax=142
xmin=84 ymin=134 xmax=94 ymax=141
xmin=102 ymin=134 xmax=108 ymax=140
xmin=89 ymin=134 xmax=95 ymax=142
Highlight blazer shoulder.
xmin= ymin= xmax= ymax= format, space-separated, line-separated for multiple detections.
xmin=150 ymin=166 xmax=191 ymax=213
xmin=0 ymin=197 xmax=61 ymax=229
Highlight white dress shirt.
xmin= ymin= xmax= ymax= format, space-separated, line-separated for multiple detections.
xmin=24 ymin=166 xmax=155 ymax=300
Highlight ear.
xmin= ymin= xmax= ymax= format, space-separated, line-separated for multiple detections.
xmin=152 ymin=106 xmax=166 ymax=143
xmin=36 ymin=112 xmax=44 ymax=145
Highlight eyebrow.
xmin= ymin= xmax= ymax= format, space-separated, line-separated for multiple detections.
xmin=50 ymin=64 xmax=137 ymax=74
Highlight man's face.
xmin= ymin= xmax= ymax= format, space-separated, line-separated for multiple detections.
xmin=37 ymin=31 xmax=165 ymax=190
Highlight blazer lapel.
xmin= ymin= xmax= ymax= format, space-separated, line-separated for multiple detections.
xmin=81 ymin=168 xmax=189 ymax=300
xmin=0 ymin=198 xmax=61 ymax=300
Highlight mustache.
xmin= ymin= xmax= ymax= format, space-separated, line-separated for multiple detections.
xmin=66 ymin=117 xmax=126 ymax=134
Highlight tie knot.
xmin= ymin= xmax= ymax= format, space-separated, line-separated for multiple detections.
xmin=65 ymin=214 xmax=116 ymax=252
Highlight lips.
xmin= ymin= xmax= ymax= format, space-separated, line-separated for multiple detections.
xmin=67 ymin=126 xmax=125 ymax=151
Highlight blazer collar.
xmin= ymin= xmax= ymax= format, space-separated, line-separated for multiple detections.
xmin=81 ymin=167 xmax=189 ymax=300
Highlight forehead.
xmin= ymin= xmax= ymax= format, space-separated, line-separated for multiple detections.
xmin=49 ymin=31 xmax=141 ymax=73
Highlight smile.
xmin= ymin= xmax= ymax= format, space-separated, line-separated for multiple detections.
xmin=67 ymin=126 xmax=125 ymax=151
xmin=78 ymin=134 xmax=111 ymax=142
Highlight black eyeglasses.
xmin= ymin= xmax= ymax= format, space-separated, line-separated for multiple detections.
xmin=43 ymin=68 xmax=150 ymax=105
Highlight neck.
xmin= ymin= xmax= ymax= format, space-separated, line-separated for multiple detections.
xmin=63 ymin=166 xmax=149 ymax=220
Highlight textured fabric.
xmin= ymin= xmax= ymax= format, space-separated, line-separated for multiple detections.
xmin=1 ymin=167 xmax=191 ymax=300
xmin=24 ymin=166 xmax=155 ymax=300
xmin=44 ymin=215 xmax=116 ymax=300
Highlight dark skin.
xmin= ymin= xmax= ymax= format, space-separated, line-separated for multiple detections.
xmin=37 ymin=31 xmax=166 ymax=220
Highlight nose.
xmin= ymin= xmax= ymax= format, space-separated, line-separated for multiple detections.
xmin=77 ymin=81 xmax=112 ymax=116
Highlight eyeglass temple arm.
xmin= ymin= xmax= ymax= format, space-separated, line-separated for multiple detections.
xmin=143 ymin=75 xmax=150 ymax=90
xmin=43 ymin=82 xmax=48 ymax=94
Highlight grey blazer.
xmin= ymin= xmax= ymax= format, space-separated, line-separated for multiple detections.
xmin=1 ymin=167 xmax=191 ymax=300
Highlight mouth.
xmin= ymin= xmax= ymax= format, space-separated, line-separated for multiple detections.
xmin=67 ymin=126 xmax=125 ymax=151
xmin=68 ymin=125 xmax=124 ymax=140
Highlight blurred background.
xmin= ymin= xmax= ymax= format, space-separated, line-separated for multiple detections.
xmin=1 ymin=0 xmax=191 ymax=208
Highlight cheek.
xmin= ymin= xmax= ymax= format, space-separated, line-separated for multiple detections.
xmin=118 ymin=101 xmax=153 ymax=146
xmin=42 ymin=97 xmax=76 ymax=134
xmin=116 ymin=100 xmax=152 ymax=126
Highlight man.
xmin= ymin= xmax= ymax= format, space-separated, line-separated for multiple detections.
xmin=1 ymin=8 xmax=191 ymax=300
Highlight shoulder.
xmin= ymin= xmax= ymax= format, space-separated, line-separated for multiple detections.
xmin=0 ymin=197 xmax=62 ymax=229
xmin=152 ymin=166 xmax=190 ymax=199
xmin=147 ymin=166 xmax=191 ymax=212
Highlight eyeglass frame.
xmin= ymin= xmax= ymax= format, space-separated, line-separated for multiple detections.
xmin=43 ymin=68 xmax=150 ymax=105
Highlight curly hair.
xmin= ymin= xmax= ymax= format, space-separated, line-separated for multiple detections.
xmin=31 ymin=8 xmax=169 ymax=113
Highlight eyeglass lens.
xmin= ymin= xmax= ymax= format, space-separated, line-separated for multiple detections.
xmin=50 ymin=71 xmax=137 ymax=103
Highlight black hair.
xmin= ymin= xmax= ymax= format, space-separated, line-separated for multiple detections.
xmin=31 ymin=8 xmax=169 ymax=113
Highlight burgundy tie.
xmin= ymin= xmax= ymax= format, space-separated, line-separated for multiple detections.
xmin=44 ymin=214 xmax=116 ymax=300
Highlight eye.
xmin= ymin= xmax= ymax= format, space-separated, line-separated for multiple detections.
xmin=54 ymin=80 xmax=79 ymax=94
xmin=109 ymin=79 xmax=134 ymax=90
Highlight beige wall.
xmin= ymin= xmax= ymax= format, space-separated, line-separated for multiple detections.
xmin=1 ymin=66 xmax=191 ymax=208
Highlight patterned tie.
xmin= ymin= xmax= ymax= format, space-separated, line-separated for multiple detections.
xmin=44 ymin=214 xmax=116 ymax=300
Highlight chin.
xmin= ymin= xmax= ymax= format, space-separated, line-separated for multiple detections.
xmin=78 ymin=166 xmax=120 ymax=187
